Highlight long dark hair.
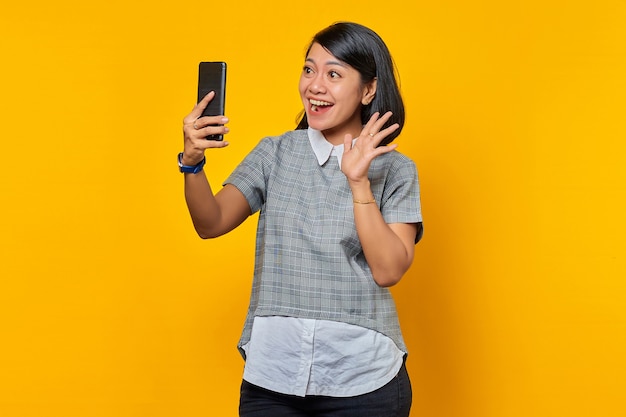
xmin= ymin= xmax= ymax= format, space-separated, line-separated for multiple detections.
xmin=296 ymin=22 xmax=405 ymax=145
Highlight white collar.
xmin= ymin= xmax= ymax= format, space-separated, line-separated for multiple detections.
xmin=307 ymin=127 xmax=354 ymax=168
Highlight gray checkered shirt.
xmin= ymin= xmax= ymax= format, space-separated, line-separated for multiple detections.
xmin=224 ymin=129 xmax=422 ymax=357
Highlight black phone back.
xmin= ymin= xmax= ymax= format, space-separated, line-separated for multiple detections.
xmin=198 ymin=61 xmax=227 ymax=140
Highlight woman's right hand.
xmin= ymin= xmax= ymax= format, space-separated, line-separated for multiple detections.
xmin=181 ymin=91 xmax=230 ymax=166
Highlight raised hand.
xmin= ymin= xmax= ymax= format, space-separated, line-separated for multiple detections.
xmin=181 ymin=91 xmax=230 ymax=166
xmin=340 ymin=112 xmax=399 ymax=184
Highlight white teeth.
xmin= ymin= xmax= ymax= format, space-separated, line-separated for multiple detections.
xmin=310 ymin=99 xmax=332 ymax=106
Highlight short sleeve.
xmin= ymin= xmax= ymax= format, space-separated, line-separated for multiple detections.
xmin=223 ymin=137 xmax=276 ymax=214
xmin=379 ymin=155 xmax=422 ymax=226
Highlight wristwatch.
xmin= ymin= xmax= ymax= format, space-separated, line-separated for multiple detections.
xmin=178 ymin=152 xmax=206 ymax=174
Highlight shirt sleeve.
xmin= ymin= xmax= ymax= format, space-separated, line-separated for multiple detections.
xmin=379 ymin=155 xmax=423 ymax=226
xmin=223 ymin=137 xmax=276 ymax=215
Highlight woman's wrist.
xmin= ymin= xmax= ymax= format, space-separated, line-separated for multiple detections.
xmin=353 ymin=197 xmax=377 ymax=204
xmin=349 ymin=179 xmax=374 ymax=202
xmin=181 ymin=152 xmax=204 ymax=167
xmin=178 ymin=152 xmax=206 ymax=174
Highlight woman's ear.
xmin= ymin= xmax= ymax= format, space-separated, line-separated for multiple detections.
xmin=361 ymin=77 xmax=378 ymax=105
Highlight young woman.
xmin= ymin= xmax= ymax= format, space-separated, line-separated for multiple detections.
xmin=180 ymin=22 xmax=423 ymax=417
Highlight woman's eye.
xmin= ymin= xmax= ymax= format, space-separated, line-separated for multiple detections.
xmin=303 ymin=66 xmax=314 ymax=75
xmin=329 ymin=71 xmax=340 ymax=79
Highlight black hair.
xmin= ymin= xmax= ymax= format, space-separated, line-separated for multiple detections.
xmin=296 ymin=22 xmax=405 ymax=145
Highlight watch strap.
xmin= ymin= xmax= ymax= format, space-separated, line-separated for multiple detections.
xmin=178 ymin=152 xmax=206 ymax=174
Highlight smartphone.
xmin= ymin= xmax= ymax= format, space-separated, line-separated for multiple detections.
xmin=197 ymin=61 xmax=227 ymax=140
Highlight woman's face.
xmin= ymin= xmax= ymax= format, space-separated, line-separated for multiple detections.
xmin=299 ymin=42 xmax=376 ymax=145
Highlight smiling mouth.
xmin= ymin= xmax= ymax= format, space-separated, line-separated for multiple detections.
xmin=309 ymin=99 xmax=332 ymax=112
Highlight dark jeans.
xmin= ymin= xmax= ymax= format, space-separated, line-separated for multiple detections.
xmin=239 ymin=361 xmax=412 ymax=417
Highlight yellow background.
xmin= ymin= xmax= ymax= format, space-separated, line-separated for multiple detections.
xmin=1 ymin=0 xmax=625 ymax=416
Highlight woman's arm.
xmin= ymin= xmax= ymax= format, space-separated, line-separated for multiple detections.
xmin=184 ymin=176 xmax=251 ymax=239
xmin=351 ymin=181 xmax=417 ymax=287
xmin=181 ymin=93 xmax=252 ymax=239
xmin=341 ymin=112 xmax=418 ymax=287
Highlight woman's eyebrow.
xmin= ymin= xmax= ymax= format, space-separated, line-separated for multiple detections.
xmin=305 ymin=57 xmax=348 ymax=67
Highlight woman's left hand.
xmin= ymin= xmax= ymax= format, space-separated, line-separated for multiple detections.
xmin=341 ymin=112 xmax=399 ymax=184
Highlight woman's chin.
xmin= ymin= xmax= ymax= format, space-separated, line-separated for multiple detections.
xmin=306 ymin=112 xmax=335 ymax=130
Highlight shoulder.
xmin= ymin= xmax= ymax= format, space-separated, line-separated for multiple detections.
xmin=249 ymin=129 xmax=310 ymax=161
xmin=373 ymin=149 xmax=417 ymax=174
xmin=252 ymin=129 xmax=307 ymax=150
xmin=265 ymin=129 xmax=308 ymax=149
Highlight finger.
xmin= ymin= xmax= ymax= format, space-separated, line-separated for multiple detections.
xmin=183 ymin=91 xmax=216 ymax=124
xmin=361 ymin=112 xmax=396 ymax=145
xmin=374 ymin=143 xmax=398 ymax=156
xmin=361 ymin=112 xmax=381 ymax=135
xmin=197 ymin=124 xmax=230 ymax=138
xmin=370 ymin=111 xmax=393 ymax=133
xmin=361 ymin=111 xmax=394 ymax=140
xmin=378 ymin=122 xmax=400 ymax=138
xmin=193 ymin=116 xmax=229 ymax=130
xmin=357 ymin=123 xmax=399 ymax=150
xmin=343 ymin=133 xmax=354 ymax=150
xmin=185 ymin=118 xmax=230 ymax=142
xmin=184 ymin=131 xmax=230 ymax=153
xmin=203 ymin=139 xmax=230 ymax=148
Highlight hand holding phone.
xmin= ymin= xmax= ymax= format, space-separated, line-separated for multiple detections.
xmin=197 ymin=61 xmax=227 ymax=140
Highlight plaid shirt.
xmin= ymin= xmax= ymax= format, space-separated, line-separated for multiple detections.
xmin=224 ymin=128 xmax=422 ymax=358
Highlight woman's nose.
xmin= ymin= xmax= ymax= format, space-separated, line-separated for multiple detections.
xmin=308 ymin=74 xmax=326 ymax=94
